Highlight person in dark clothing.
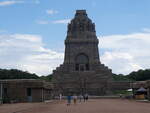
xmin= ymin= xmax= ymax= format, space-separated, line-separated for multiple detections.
xmin=84 ymin=93 xmax=88 ymax=101
xmin=67 ymin=94 xmax=72 ymax=105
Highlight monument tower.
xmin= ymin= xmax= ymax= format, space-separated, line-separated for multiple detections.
xmin=52 ymin=10 xmax=112 ymax=95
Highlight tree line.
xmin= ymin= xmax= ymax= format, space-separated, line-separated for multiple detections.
xmin=0 ymin=68 xmax=52 ymax=81
xmin=113 ymin=69 xmax=150 ymax=81
xmin=0 ymin=69 xmax=39 ymax=79
xmin=0 ymin=68 xmax=150 ymax=82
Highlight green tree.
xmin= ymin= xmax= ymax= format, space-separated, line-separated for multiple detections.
xmin=0 ymin=69 xmax=39 ymax=79
xmin=39 ymin=74 xmax=53 ymax=82
xmin=127 ymin=69 xmax=150 ymax=81
xmin=112 ymin=73 xmax=131 ymax=81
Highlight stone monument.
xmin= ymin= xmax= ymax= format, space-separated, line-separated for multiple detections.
xmin=52 ymin=10 xmax=112 ymax=95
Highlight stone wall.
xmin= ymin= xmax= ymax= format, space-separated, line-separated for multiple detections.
xmin=109 ymin=81 xmax=131 ymax=92
xmin=0 ymin=79 xmax=53 ymax=103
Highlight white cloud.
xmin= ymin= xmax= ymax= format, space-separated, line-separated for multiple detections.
xmin=1 ymin=31 xmax=149 ymax=76
xmin=99 ymin=32 xmax=150 ymax=74
xmin=0 ymin=0 xmax=40 ymax=6
xmin=142 ymin=28 xmax=150 ymax=33
xmin=52 ymin=19 xmax=71 ymax=24
xmin=0 ymin=34 xmax=64 ymax=76
xmin=36 ymin=20 xmax=49 ymax=25
xmin=0 ymin=0 xmax=24 ymax=6
xmin=101 ymin=52 xmax=143 ymax=74
xmin=36 ymin=19 xmax=71 ymax=25
xmin=46 ymin=9 xmax=58 ymax=15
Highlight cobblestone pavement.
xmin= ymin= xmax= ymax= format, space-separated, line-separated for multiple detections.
xmin=0 ymin=99 xmax=150 ymax=113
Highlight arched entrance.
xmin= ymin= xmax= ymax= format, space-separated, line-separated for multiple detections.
xmin=75 ymin=53 xmax=89 ymax=71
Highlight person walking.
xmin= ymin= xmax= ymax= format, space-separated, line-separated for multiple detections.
xmin=83 ymin=93 xmax=88 ymax=102
xmin=83 ymin=94 xmax=86 ymax=102
xmin=59 ymin=93 xmax=62 ymax=101
xmin=85 ymin=93 xmax=88 ymax=101
xmin=73 ymin=94 xmax=77 ymax=105
xmin=67 ymin=94 xmax=72 ymax=106
xmin=79 ymin=94 xmax=82 ymax=102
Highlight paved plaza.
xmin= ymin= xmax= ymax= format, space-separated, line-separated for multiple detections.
xmin=0 ymin=99 xmax=150 ymax=113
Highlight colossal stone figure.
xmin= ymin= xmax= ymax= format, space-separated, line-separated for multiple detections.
xmin=52 ymin=10 xmax=112 ymax=95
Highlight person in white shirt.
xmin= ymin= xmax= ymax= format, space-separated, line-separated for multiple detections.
xmin=59 ymin=93 xmax=62 ymax=100
xmin=73 ymin=94 xmax=77 ymax=104
xmin=79 ymin=94 xmax=82 ymax=102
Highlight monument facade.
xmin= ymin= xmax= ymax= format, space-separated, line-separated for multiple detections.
xmin=52 ymin=10 xmax=112 ymax=95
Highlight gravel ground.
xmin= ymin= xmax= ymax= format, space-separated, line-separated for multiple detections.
xmin=0 ymin=99 xmax=150 ymax=113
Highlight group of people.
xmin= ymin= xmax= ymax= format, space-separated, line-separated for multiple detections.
xmin=66 ymin=94 xmax=89 ymax=105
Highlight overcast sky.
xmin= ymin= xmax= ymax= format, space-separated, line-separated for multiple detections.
xmin=0 ymin=0 xmax=150 ymax=75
